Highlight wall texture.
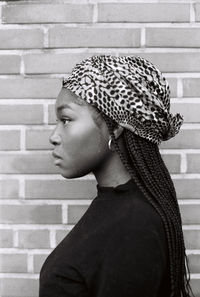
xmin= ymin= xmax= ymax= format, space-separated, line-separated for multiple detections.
xmin=0 ymin=0 xmax=200 ymax=296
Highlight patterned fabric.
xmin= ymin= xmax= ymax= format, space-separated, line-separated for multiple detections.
xmin=62 ymin=55 xmax=184 ymax=145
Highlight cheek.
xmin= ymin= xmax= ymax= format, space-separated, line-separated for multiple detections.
xmin=63 ymin=122 xmax=108 ymax=167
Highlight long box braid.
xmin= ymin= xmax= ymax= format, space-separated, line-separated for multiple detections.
xmin=101 ymin=112 xmax=194 ymax=297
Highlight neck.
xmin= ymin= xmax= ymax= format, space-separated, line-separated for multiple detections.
xmin=92 ymin=150 xmax=131 ymax=188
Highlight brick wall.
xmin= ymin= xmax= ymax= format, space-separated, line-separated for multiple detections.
xmin=0 ymin=0 xmax=200 ymax=296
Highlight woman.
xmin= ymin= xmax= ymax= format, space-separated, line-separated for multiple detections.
xmin=39 ymin=55 xmax=194 ymax=297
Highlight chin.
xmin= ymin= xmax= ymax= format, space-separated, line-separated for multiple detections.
xmin=60 ymin=169 xmax=89 ymax=179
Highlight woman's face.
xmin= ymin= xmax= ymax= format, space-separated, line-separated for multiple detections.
xmin=50 ymin=87 xmax=111 ymax=178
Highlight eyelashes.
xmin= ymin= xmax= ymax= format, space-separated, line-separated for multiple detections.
xmin=56 ymin=118 xmax=71 ymax=125
xmin=61 ymin=118 xmax=71 ymax=125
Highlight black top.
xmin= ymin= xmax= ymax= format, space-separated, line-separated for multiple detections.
xmin=39 ymin=178 xmax=171 ymax=297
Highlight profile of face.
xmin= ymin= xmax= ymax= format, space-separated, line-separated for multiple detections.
xmin=49 ymin=88 xmax=112 ymax=179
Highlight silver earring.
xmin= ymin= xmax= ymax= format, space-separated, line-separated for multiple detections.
xmin=108 ymin=138 xmax=113 ymax=151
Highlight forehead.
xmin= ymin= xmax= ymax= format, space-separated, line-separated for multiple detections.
xmin=56 ymin=88 xmax=86 ymax=110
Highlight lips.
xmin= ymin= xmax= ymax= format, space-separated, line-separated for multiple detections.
xmin=52 ymin=151 xmax=62 ymax=159
xmin=52 ymin=152 xmax=62 ymax=166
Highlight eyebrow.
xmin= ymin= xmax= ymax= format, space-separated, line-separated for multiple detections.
xmin=56 ymin=104 xmax=73 ymax=113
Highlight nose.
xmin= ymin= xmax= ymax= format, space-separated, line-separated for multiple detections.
xmin=49 ymin=128 xmax=61 ymax=146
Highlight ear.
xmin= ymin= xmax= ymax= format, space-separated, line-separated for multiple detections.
xmin=113 ymin=125 xmax=124 ymax=139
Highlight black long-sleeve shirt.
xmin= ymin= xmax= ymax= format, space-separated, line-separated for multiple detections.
xmin=39 ymin=178 xmax=171 ymax=297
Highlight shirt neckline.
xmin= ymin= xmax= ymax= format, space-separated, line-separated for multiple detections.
xmin=96 ymin=178 xmax=138 ymax=199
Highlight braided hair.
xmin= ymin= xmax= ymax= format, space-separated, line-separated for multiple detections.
xmin=100 ymin=112 xmax=194 ymax=297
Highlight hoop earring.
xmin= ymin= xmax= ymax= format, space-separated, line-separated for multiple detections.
xmin=108 ymin=138 xmax=113 ymax=151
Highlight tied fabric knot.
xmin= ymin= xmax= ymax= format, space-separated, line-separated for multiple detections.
xmin=63 ymin=55 xmax=184 ymax=145
xmin=162 ymin=112 xmax=184 ymax=142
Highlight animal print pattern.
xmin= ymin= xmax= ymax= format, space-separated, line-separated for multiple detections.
xmin=62 ymin=55 xmax=184 ymax=145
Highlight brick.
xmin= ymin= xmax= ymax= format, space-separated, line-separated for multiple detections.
xmin=0 ymin=254 xmax=27 ymax=272
xmin=160 ymin=130 xmax=200 ymax=149
xmin=48 ymin=105 xmax=56 ymax=124
xmin=161 ymin=154 xmax=180 ymax=173
xmin=0 ymin=153 xmax=58 ymax=174
xmin=0 ymin=78 xmax=61 ymax=99
xmin=140 ymin=52 xmax=200 ymax=73
xmin=2 ymin=4 xmax=93 ymax=23
xmin=187 ymin=154 xmax=200 ymax=173
xmin=68 ymin=205 xmax=89 ymax=224
xmin=0 ymin=278 xmax=38 ymax=297
xmin=188 ymin=254 xmax=200 ymax=273
xmin=49 ymin=26 xmax=140 ymax=48
xmin=171 ymin=103 xmax=200 ymax=123
xmin=0 ymin=229 xmax=13 ymax=247
xmin=98 ymin=3 xmax=190 ymax=22
xmin=195 ymin=4 xmax=200 ymax=22
xmin=24 ymin=53 xmax=92 ymax=74
xmin=26 ymin=129 xmax=53 ymax=150
xmin=174 ymin=179 xmax=200 ymax=199
xmin=25 ymin=179 xmax=97 ymax=199
xmin=0 ymin=55 xmax=20 ymax=74
xmin=0 ymin=179 xmax=19 ymax=199
xmin=0 ymin=105 xmax=43 ymax=125
xmin=183 ymin=78 xmax=200 ymax=97
xmin=190 ymin=279 xmax=200 ymax=297
xmin=183 ymin=230 xmax=200 ymax=249
xmin=146 ymin=28 xmax=200 ymax=47
xmin=0 ymin=130 xmax=20 ymax=150
xmin=180 ymin=204 xmax=200 ymax=224
xmin=0 ymin=28 xmax=43 ymax=49
xmin=0 ymin=205 xmax=62 ymax=224
xmin=56 ymin=229 xmax=70 ymax=245
xmin=19 ymin=230 xmax=50 ymax=248
xmin=33 ymin=254 xmax=49 ymax=273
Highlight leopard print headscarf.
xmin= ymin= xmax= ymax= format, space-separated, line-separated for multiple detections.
xmin=62 ymin=55 xmax=184 ymax=145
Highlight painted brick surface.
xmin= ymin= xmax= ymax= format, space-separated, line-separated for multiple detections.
xmin=0 ymin=130 xmax=20 ymax=150
xmin=160 ymin=130 xmax=200 ymax=149
xmin=0 ymin=1 xmax=199 ymax=296
xmin=0 ymin=28 xmax=44 ymax=49
xmin=0 ymin=105 xmax=43 ymax=125
xmin=174 ymin=179 xmax=200 ymax=199
xmin=0 ymin=254 xmax=27 ymax=273
xmin=0 ymin=78 xmax=61 ymax=99
xmin=49 ymin=26 xmax=141 ymax=48
xmin=26 ymin=129 xmax=53 ymax=150
xmin=18 ymin=230 xmax=50 ymax=248
xmin=183 ymin=78 xmax=200 ymax=97
xmin=161 ymin=154 xmax=180 ymax=173
xmin=25 ymin=179 xmax=97 ymax=199
xmin=56 ymin=229 xmax=70 ymax=245
xmin=188 ymin=254 xmax=200 ymax=273
xmin=0 ymin=229 xmax=13 ymax=248
xmin=0 ymin=179 xmax=19 ymax=199
xmin=187 ymin=154 xmax=200 ymax=173
xmin=33 ymin=254 xmax=49 ymax=273
xmin=68 ymin=205 xmax=89 ymax=224
xmin=2 ymin=4 xmax=93 ymax=23
xmin=170 ymin=103 xmax=200 ymax=123
xmin=0 ymin=205 xmax=62 ymax=224
xmin=183 ymin=229 xmax=200 ymax=249
xmin=0 ymin=153 xmax=57 ymax=174
xmin=98 ymin=3 xmax=190 ymax=22
xmin=0 ymin=278 xmax=38 ymax=297
xmin=146 ymin=28 xmax=200 ymax=47
xmin=180 ymin=204 xmax=200 ymax=224
xmin=24 ymin=53 xmax=92 ymax=74
xmin=0 ymin=55 xmax=21 ymax=74
xmin=195 ymin=3 xmax=200 ymax=21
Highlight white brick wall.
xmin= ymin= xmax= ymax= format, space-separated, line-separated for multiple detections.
xmin=0 ymin=0 xmax=200 ymax=296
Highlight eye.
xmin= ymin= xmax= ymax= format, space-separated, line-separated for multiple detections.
xmin=61 ymin=118 xmax=71 ymax=125
xmin=56 ymin=118 xmax=71 ymax=125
